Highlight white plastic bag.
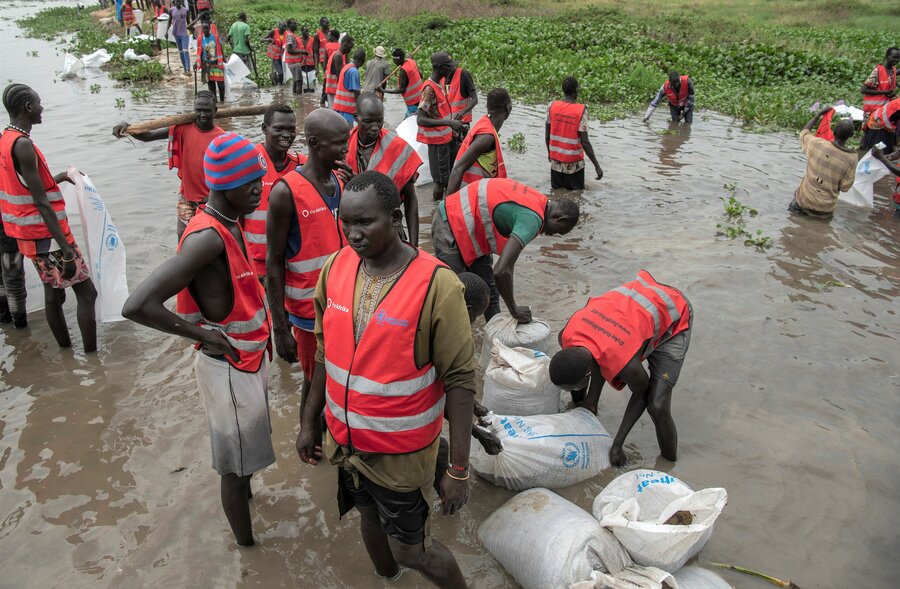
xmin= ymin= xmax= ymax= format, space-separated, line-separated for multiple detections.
xmin=483 ymin=342 xmax=561 ymax=416
xmin=672 ymin=567 xmax=733 ymax=589
xmin=155 ymin=14 xmax=176 ymax=43
xmin=480 ymin=312 xmax=552 ymax=367
xmin=23 ymin=260 xmax=45 ymax=314
xmin=479 ymin=488 xmax=631 ymax=589
xmin=123 ymin=48 xmax=151 ymax=61
xmin=224 ymin=54 xmax=257 ymax=96
xmin=281 ymin=49 xmax=293 ymax=82
xmin=594 ymin=470 xmax=727 ymax=573
xmin=60 ymin=53 xmax=84 ymax=79
xmin=81 ymin=48 xmax=112 ymax=68
xmin=840 ymin=147 xmax=889 ymax=208
xmin=61 ymin=168 xmax=129 ymax=322
xmin=570 ymin=565 xmax=677 ymax=589
xmin=105 ymin=34 xmax=121 ymax=43
xmin=471 ymin=408 xmax=611 ymax=490
xmin=303 ymin=68 xmax=317 ymax=88
xmin=396 ymin=116 xmax=432 ymax=186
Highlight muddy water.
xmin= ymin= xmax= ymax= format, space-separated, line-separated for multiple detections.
xmin=1 ymin=4 xmax=899 ymax=588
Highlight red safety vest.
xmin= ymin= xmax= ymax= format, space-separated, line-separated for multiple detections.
xmin=323 ymin=246 xmax=446 ymax=454
xmin=400 ymin=59 xmax=423 ymax=106
xmin=0 ymin=130 xmax=74 ymax=257
xmin=416 ymin=79 xmax=453 ymax=145
xmin=316 ymin=29 xmax=328 ymax=64
xmin=445 ymin=178 xmax=547 ymax=267
xmin=281 ymin=171 xmax=345 ymax=320
xmin=455 ymin=114 xmax=506 ymax=186
xmin=445 ymin=67 xmax=472 ymax=124
xmin=175 ymin=212 xmax=271 ymax=373
xmin=868 ymin=97 xmax=900 ymax=132
xmin=548 ymin=101 xmax=586 ymax=164
xmin=325 ymin=41 xmax=340 ymax=60
xmin=300 ymin=35 xmax=315 ymax=67
xmin=663 ymin=76 xmax=690 ymax=107
xmin=266 ymin=29 xmax=283 ymax=60
xmin=241 ymin=145 xmax=305 ymax=278
xmin=324 ymin=51 xmax=342 ymax=96
xmin=333 ymin=63 xmax=358 ymax=115
xmin=283 ymin=31 xmax=303 ymax=65
xmin=863 ymin=64 xmax=897 ymax=113
xmin=347 ymin=127 xmax=422 ymax=196
xmin=560 ymin=270 xmax=690 ymax=390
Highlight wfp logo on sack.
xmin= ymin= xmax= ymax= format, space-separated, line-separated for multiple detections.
xmin=561 ymin=441 xmax=589 ymax=469
xmin=375 ymin=309 xmax=409 ymax=328
xmin=635 ymin=473 xmax=678 ymax=493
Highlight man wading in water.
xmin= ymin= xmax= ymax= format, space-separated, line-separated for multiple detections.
xmin=113 ymin=91 xmax=223 ymax=240
xmin=297 ymin=171 xmax=475 ymax=589
xmin=123 ymin=132 xmax=274 ymax=547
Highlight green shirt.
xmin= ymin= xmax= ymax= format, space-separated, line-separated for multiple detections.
xmin=439 ymin=200 xmax=543 ymax=247
xmin=228 ymin=20 xmax=251 ymax=54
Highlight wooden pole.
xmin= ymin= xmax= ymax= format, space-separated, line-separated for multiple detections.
xmin=124 ymin=104 xmax=270 ymax=135
xmin=383 ymin=45 xmax=423 ymax=84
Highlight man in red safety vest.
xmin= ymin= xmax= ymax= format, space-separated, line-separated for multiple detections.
xmin=322 ymin=34 xmax=354 ymax=109
xmin=546 ymin=76 xmax=604 ymax=190
xmin=447 ymin=88 xmax=511 ymax=195
xmin=262 ymin=21 xmax=286 ymax=85
xmin=297 ymin=170 xmax=475 ymax=589
xmin=123 ymin=132 xmax=273 ymax=547
xmin=333 ymin=48 xmax=365 ymax=127
xmin=643 ymin=70 xmax=695 ymax=124
xmin=861 ymin=47 xmax=899 ymax=152
xmin=549 ymin=272 xmax=693 ymax=467
xmin=313 ymin=16 xmax=331 ymax=72
xmin=872 ymin=146 xmax=900 ymax=215
xmin=384 ymin=47 xmax=423 ymax=119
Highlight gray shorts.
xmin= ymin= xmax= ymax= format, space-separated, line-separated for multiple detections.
xmin=194 ymin=353 xmax=275 ymax=477
xmin=646 ymin=299 xmax=693 ymax=386
xmin=427 ymin=141 xmax=459 ymax=186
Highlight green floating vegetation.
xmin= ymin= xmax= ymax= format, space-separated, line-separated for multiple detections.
xmin=506 ymin=132 xmax=527 ymax=153
xmin=716 ymin=184 xmax=772 ymax=250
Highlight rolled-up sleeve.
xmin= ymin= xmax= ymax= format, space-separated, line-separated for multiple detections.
xmin=423 ymin=268 xmax=476 ymax=392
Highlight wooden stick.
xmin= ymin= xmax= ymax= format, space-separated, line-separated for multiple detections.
xmin=124 ymin=104 xmax=270 ymax=135
xmin=383 ymin=45 xmax=423 ymax=84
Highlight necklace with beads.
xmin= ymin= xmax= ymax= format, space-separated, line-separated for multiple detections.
xmin=5 ymin=125 xmax=29 ymax=137
xmin=353 ymin=250 xmax=414 ymax=344
xmin=204 ymin=203 xmax=238 ymax=224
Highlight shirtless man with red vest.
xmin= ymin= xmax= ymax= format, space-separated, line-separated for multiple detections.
xmin=113 ymin=91 xmax=223 ymax=240
xmin=123 ymin=132 xmax=274 ymax=547
xmin=643 ymin=70 xmax=695 ymax=124
xmin=432 ymin=178 xmax=579 ymax=323
xmin=861 ymin=47 xmax=899 ymax=151
xmin=348 ymin=93 xmax=422 ymax=245
xmin=549 ymin=271 xmax=693 ymax=467
xmin=322 ymin=34 xmax=353 ymax=109
xmin=313 ymin=16 xmax=331 ymax=73
xmin=1 ymin=84 xmax=97 ymax=349
xmin=267 ymin=108 xmax=351 ymax=411
xmin=297 ymin=171 xmax=475 ymax=589
xmin=447 ymin=88 xmax=512 ymax=195
xmin=384 ymin=48 xmax=423 ymax=119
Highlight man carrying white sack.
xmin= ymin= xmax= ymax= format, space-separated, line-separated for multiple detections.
xmin=549 ymin=271 xmax=692 ymax=467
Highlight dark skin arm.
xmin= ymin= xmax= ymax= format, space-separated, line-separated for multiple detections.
xmin=803 ymin=107 xmax=832 ymax=131
xmin=121 ymin=230 xmax=238 ymax=361
xmin=12 ymin=139 xmax=76 ymax=277
xmin=608 ymin=355 xmax=651 ymax=467
xmin=383 ymin=69 xmax=407 ymax=95
xmin=111 ymin=123 xmax=168 ymax=141
xmin=265 ymin=180 xmax=299 ymax=363
xmin=297 ymin=360 xmax=326 ymax=464
xmin=447 ymin=134 xmax=493 ymax=195
xmin=440 ymin=387 xmax=474 ymax=515
xmin=312 ymin=36 xmax=321 ymax=70
xmin=493 ymin=236 xmax=530 ymax=323
xmin=417 ymin=86 xmax=464 ymax=132
xmin=580 ymin=364 xmax=606 ymax=414
xmin=873 ymin=147 xmax=900 ymax=174
xmin=451 ymin=72 xmax=478 ymax=121
xmin=401 ymin=180 xmax=419 ymax=247
xmin=544 ymin=120 xmax=551 ymax=157
xmin=579 ymin=131 xmax=603 ymax=180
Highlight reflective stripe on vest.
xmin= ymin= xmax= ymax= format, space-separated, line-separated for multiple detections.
xmin=446 ymin=67 xmax=472 ymax=123
xmin=282 ymin=171 xmax=344 ymax=320
xmin=347 ymin=128 xmax=423 ymax=193
xmin=416 ymin=79 xmax=453 ymax=145
xmin=333 ymin=63 xmax=357 ymax=114
xmin=324 ymin=52 xmax=340 ymax=95
xmin=283 ymin=32 xmax=304 ymax=64
xmin=0 ymin=130 xmax=72 ymax=242
xmin=316 ymin=29 xmax=328 ymax=63
xmin=175 ymin=212 xmax=271 ymax=372
xmin=400 ymin=59 xmax=423 ymax=106
xmin=444 ymin=178 xmax=547 ymax=267
xmin=862 ymin=65 xmax=897 ymax=113
xmin=869 ymin=97 xmax=900 ymax=131
xmin=456 ymin=114 xmax=506 ymax=186
xmin=548 ymin=101 xmax=586 ymax=163
xmin=323 ymin=246 xmax=446 ymax=454
xmin=664 ymin=76 xmax=690 ymax=107
xmin=301 ymin=36 xmax=315 ymax=67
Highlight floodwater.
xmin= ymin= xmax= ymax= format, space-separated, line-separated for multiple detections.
xmin=1 ymin=3 xmax=898 ymax=588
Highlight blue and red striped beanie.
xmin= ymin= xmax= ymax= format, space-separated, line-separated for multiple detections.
xmin=203 ymin=132 xmax=268 ymax=191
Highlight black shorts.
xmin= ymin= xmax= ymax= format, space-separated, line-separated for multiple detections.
xmin=427 ymin=141 xmax=459 ymax=186
xmin=550 ymin=167 xmax=585 ymax=190
xmin=338 ymin=467 xmax=429 ymax=546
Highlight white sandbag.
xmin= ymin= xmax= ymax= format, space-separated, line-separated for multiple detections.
xmin=81 ymin=48 xmax=112 ymax=68
xmin=480 ymin=312 xmax=552 ymax=367
xmin=841 ymin=147 xmax=889 ymax=208
xmin=24 ymin=260 xmax=44 ymax=314
xmin=123 ymin=48 xmax=151 ymax=61
xmin=672 ymin=567 xmax=733 ymax=589
xmin=105 ymin=34 xmax=121 ymax=43
xmin=155 ymin=15 xmax=176 ymax=43
xmin=396 ymin=116 xmax=432 ymax=186
xmin=60 ymin=53 xmax=84 ymax=79
xmin=471 ymin=408 xmax=612 ymax=491
xmin=224 ymin=54 xmax=257 ymax=97
xmin=832 ymin=103 xmax=864 ymax=122
xmin=594 ymin=470 xmax=728 ymax=573
xmin=483 ymin=341 xmax=561 ymax=416
xmin=281 ymin=49 xmax=293 ymax=82
xmin=479 ymin=488 xmax=631 ymax=589
xmin=302 ymin=68 xmax=317 ymax=88
xmin=570 ymin=565 xmax=677 ymax=589
xmin=61 ymin=168 xmax=129 ymax=322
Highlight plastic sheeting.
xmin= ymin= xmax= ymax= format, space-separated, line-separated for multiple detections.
xmin=396 ymin=116 xmax=433 ymax=186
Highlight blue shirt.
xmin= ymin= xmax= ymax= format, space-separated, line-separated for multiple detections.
xmin=343 ymin=66 xmax=360 ymax=92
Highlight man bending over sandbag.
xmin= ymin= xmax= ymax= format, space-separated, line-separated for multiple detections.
xmin=549 ymin=271 xmax=692 ymax=467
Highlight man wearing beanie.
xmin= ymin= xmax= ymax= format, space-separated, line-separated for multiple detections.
xmin=123 ymin=132 xmax=274 ymax=548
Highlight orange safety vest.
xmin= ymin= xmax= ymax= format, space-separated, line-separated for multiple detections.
xmin=175 ymin=212 xmax=271 ymax=373
xmin=455 ymin=114 xmax=506 ymax=186
xmin=416 ymin=79 xmax=453 ymax=145
xmin=663 ymin=76 xmax=690 ymax=107
xmin=400 ymin=59 xmax=423 ymax=107
xmin=281 ymin=171 xmax=345 ymax=320
xmin=316 ymin=29 xmax=328 ymax=64
xmin=283 ymin=31 xmax=303 ymax=65
xmin=347 ymin=127 xmax=422 ymax=196
xmin=0 ymin=129 xmax=74 ymax=257
xmin=325 ymin=41 xmax=340 ymax=60
xmin=560 ymin=270 xmax=691 ymax=390
xmin=266 ymin=29 xmax=283 ymax=60
xmin=444 ymin=178 xmax=546 ymax=267
xmin=323 ymin=246 xmax=446 ymax=454
xmin=324 ymin=51 xmax=342 ymax=96
xmin=241 ymin=146 xmax=305 ymax=278
xmin=862 ymin=64 xmax=897 ymax=114
xmin=548 ymin=101 xmax=586 ymax=163
xmin=445 ymin=67 xmax=472 ymax=124
xmin=333 ymin=63 xmax=358 ymax=115
xmin=300 ymin=35 xmax=315 ymax=67
xmin=868 ymin=97 xmax=900 ymax=132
